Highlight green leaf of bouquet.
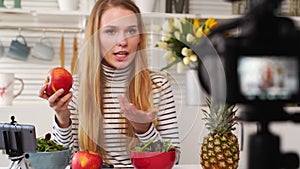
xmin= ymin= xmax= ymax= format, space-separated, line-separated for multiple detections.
xmin=160 ymin=60 xmax=180 ymax=71
xmin=181 ymin=18 xmax=193 ymax=36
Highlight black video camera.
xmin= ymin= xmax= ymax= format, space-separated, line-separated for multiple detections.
xmin=197 ymin=0 xmax=300 ymax=106
xmin=195 ymin=1 xmax=300 ymax=168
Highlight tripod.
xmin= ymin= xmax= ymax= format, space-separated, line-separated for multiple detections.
xmin=7 ymin=154 xmax=31 ymax=169
xmin=240 ymin=104 xmax=300 ymax=169
xmin=2 ymin=116 xmax=33 ymax=169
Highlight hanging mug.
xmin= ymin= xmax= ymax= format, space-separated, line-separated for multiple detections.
xmin=0 ymin=73 xmax=24 ymax=106
xmin=31 ymin=37 xmax=55 ymax=61
xmin=8 ymin=35 xmax=30 ymax=61
xmin=0 ymin=40 xmax=4 ymax=58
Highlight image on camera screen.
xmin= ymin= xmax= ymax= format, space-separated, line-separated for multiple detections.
xmin=237 ymin=56 xmax=299 ymax=101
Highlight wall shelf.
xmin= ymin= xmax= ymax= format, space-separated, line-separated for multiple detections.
xmin=0 ymin=8 xmax=89 ymax=29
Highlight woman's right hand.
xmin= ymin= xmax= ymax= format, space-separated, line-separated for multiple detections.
xmin=38 ymin=84 xmax=73 ymax=128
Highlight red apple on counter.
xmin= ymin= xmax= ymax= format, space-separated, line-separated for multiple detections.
xmin=71 ymin=150 xmax=103 ymax=169
xmin=45 ymin=67 xmax=73 ymax=97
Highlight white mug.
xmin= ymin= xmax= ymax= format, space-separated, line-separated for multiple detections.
xmin=58 ymin=0 xmax=79 ymax=11
xmin=0 ymin=73 xmax=24 ymax=106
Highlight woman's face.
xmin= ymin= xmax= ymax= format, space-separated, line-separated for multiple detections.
xmin=99 ymin=7 xmax=140 ymax=68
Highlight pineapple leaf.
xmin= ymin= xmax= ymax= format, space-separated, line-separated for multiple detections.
xmin=202 ymin=97 xmax=238 ymax=134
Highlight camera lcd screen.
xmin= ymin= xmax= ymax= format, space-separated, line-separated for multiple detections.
xmin=237 ymin=56 xmax=299 ymax=101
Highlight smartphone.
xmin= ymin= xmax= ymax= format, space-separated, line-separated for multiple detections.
xmin=0 ymin=123 xmax=37 ymax=153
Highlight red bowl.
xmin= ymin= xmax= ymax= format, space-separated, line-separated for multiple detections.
xmin=130 ymin=150 xmax=176 ymax=169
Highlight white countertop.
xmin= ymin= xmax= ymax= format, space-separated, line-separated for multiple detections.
xmin=174 ymin=165 xmax=202 ymax=168
xmin=1 ymin=165 xmax=202 ymax=169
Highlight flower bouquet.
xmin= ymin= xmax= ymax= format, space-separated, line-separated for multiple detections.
xmin=156 ymin=17 xmax=218 ymax=73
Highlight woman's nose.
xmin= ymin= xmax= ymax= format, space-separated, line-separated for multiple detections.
xmin=117 ymin=35 xmax=128 ymax=47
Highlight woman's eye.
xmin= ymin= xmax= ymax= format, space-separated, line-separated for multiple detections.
xmin=127 ymin=28 xmax=138 ymax=35
xmin=105 ymin=29 xmax=116 ymax=35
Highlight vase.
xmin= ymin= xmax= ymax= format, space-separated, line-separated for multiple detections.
xmin=134 ymin=0 xmax=156 ymax=13
xmin=185 ymin=69 xmax=205 ymax=106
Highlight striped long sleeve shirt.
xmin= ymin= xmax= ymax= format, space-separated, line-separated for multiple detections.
xmin=52 ymin=64 xmax=180 ymax=167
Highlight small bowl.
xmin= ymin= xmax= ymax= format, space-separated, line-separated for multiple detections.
xmin=27 ymin=149 xmax=71 ymax=169
xmin=130 ymin=150 xmax=176 ymax=169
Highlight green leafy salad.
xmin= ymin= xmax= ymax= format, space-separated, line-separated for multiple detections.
xmin=132 ymin=139 xmax=176 ymax=152
xmin=36 ymin=133 xmax=68 ymax=152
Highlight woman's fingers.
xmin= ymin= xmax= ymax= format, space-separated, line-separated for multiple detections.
xmin=48 ymin=89 xmax=64 ymax=106
xmin=38 ymin=84 xmax=49 ymax=99
xmin=118 ymin=95 xmax=130 ymax=110
xmin=118 ymin=94 xmax=158 ymax=123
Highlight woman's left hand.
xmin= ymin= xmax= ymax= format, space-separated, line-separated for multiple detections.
xmin=118 ymin=94 xmax=158 ymax=125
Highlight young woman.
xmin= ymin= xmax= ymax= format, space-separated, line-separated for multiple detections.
xmin=39 ymin=0 xmax=180 ymax=167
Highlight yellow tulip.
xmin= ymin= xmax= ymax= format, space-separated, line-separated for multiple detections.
xmin=163 ymin=51 xmax=173 ymax=60
xmin=181 ymin=47 xmax=189 ymax=57
xmin=186 ymin=33 xmax=195 ymax=43
xmin=195 ymin=28 xmax=203 ymax=38
xmin=173 ymin=18 xmax=183 ymax=33
xmin=162 ymin=32 xmax=172 ymax=41
xmin=193 ymin=19 xmax=201 ymax=33
xmin=172 ymin=56 xmax=177 ymax=62
xmin=190 ymin=54 xmax=198 ymax=62
xmin=183 ymin=56 xmax=191 ymax=65
xmin=177 ymin=62 xmax=185 ymax=73
xmin=205 ymin=18 xmax=218 ymax=30
xmin=181 ymin=47 xmax=193 ymax=57
xmin=162 ymin=20 xmax=173 ymax=33
xmin=174 ymin=31 xmax=181 ymax=40
xmin=156 ymin=41 xmax=168 ymax=50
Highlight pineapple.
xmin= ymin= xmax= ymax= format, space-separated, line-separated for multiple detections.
xmin=200 ymin=98 xmax=240 ymax=169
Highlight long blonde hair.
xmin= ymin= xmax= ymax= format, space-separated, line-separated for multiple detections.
xmin=78 ymin=0 xmax=153 ymax=163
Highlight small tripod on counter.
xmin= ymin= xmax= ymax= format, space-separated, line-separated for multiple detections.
xmin=1 ymin=116 xmax=33 ymax=169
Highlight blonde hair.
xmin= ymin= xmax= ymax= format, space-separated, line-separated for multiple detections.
xmin=77 ymin=0 xmax=154 ymax=163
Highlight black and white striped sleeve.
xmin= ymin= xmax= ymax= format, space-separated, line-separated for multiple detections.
xmin=135 ymin=73 xmax=180 ymax=150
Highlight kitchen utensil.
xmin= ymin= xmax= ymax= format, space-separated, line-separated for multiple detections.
xmin=7 ymin=35 xmax=30 ymax=61
xmin=60 ymin=35 xmax=65 ymax=68
xmin=0 ymin=0 xmax=5 ymax=8
xmin=28 ymin=149 xmax=71 ymax=169
xmin=130 ymin=150 xmax=176 ymax=169
xmin=0 ymin=73 xmax=24 ymax=106
xmin=58 ymin=0 xmax=79 ymax=11
xmin=14 ymin=0 xmax=21 ymax=8
xmin=32 ymin=37 xmax=55 ymax=61
xmin=71 ymin=36 xmax=78 ymax=74
xmin=0 ymin=39 xmax=4 ymax=57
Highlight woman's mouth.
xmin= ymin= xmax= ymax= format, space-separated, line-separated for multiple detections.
xmin=114 ymin=51 xmax=129 ymax=61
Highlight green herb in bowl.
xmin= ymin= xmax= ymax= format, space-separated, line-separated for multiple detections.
xmin=27 ymin=133 xmax=71 ymax=169
xmin=36 ymin=137 xmax=68 ymax=152
xmin=132 ymin=139 xmax=175 ymax=152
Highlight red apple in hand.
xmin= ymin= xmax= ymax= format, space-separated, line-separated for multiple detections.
xmin=45 ymin=67 xmax=73 ymax=97
xmin=71 ymin=150 xmax=103 ymax=169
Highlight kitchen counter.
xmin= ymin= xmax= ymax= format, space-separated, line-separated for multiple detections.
xmin=175 ymin=165 xmax=202 ymax=168
xmin=0 ymin=165 xmax=202 ymax=169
